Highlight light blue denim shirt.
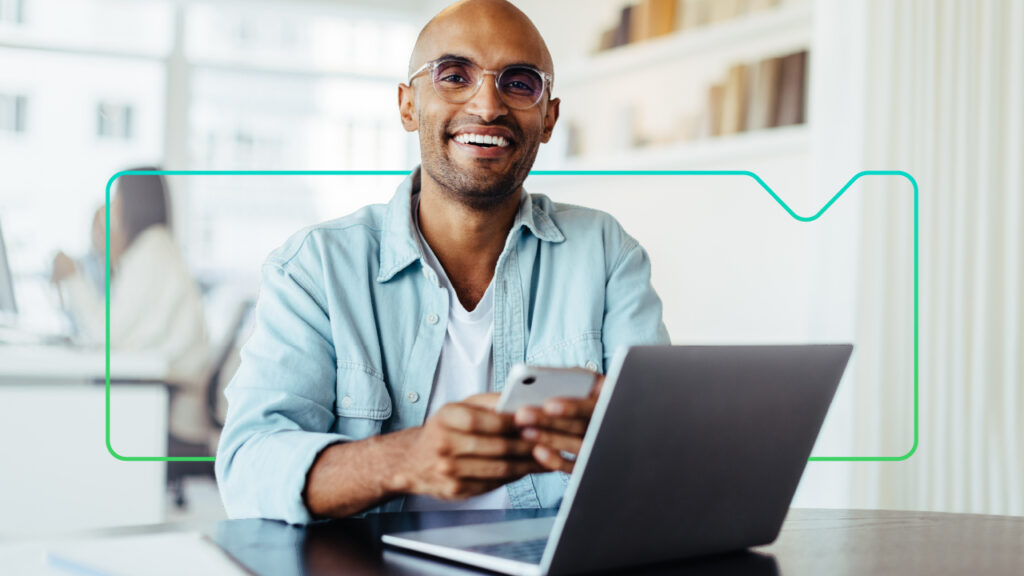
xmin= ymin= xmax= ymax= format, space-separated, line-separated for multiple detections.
xmin=216 ymin=169 xmax=670 ymax=524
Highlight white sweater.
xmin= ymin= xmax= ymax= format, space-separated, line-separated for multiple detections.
xmin=60 ymin=225 xmax=210 ymax=443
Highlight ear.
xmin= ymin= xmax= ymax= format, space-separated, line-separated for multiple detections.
xmin=540 ymin=97 xmax=560 ymax=143
xmin=398 ymin=83 xmax=419 ymax=132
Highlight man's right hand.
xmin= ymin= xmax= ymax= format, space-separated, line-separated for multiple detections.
xmin=388 ymin=393 xmax=544 ymax=500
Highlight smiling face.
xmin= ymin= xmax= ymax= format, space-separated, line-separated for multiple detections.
xmin=399 ymin=0 xmax=560 ymax=211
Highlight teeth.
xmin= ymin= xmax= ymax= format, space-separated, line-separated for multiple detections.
xmin=455 ymin=133 xmax=510 ymax=147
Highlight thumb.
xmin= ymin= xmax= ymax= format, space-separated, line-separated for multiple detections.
xmin=463 ymin=392 xmax=501 ymax=410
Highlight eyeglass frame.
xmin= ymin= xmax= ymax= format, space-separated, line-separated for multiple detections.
xmin=406 ymin=56 xmax=555 ymax=110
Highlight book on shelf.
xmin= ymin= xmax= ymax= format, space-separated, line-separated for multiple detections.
xmin=708 ymin=0 xmax=744 ymax=24
xmin=648 ymin=0 xmax=677 ymax=38
xmin=630 ymin=0 xmax=652 ymax=44
xmin=598 ymin=0 xmax=789 ymax=52
xmin=598 ymin=27 xmax=617 ymax=52
xmin=775 ymin=50 xmax=807 ymax=126
xmin=706 ymin=82 xmax=726 ymax=137
xmin=748 ymin=56 xmax=781 ymax=130
xmin=631 ymin=0 xmax=678 ymax=43
xmin=704 ymin=48 xmax=806 ymax=138
xmin=612 ymin=4 xmax=633 ymax=47
xmin=679 ymin=0 xmax=708 ymax=30
xmin=719 ymin=63 xmax=748 ymax=135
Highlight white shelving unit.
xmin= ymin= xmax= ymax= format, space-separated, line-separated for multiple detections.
xmin=557 ymin=0 xmax=813 ymax=89
xmin=539 ymin=124 xmax=810 ymax=175
xmin=538 ymin=0 xmax=815 ymax=171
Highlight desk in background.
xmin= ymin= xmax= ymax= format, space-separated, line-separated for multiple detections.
xmin=0 ymin=344 xmax=170 ymax=537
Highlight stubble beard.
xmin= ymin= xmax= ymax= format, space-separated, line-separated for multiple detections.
xmin=419 ymin=116 xmax=540 ymax=212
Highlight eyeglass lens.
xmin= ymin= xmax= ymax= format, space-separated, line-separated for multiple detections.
xmin=431 ymin=60 xmax=545 ymax=108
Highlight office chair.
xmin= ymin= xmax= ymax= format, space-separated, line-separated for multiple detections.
xmin=167 ymin=299 xmax=252 ymax=509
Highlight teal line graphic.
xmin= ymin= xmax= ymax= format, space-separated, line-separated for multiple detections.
xmin=105 ymin=169 xmax=919 ymax=463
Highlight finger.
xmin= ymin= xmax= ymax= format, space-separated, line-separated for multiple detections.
xmin=514 ymin=407 xmax=588 ymax=436
xmin=448 ymin=431 xmax=536 ymax=458
xmin=463 ymin=392 xmax=501 ymax=410
xmin=439 ymin=403 xmax=515 ymax=435
xmin=542 ymin=396 xmax=597 ymax=419
xmin=533 ymin=445 xmax=575 ymax=473
xmin=520 ymin=428 xmax=583 ymax=455
xmin=591 ymin=375 xmax=605 ymax=397
xmin=450 ymin=457 xmax=546 ymax=480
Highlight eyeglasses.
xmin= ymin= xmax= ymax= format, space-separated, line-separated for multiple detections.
xmin=407 ymin=57 xmax=554 ymax=110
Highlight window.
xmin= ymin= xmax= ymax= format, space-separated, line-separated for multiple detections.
xmin=0 ymin=0 xmax=25 ymax=25
xmin=0 ymin=94 xmax=27 ymax=133
xmin=97 ymin=102 xmax=133 ymax=139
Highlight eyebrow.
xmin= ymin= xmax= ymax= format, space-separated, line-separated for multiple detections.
xmin=435 ymin=53 xmax=544 ymax=71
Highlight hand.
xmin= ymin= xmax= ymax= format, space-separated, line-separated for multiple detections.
xmin=514 ymin=374 xmax=605 ymax=473
xmin=51 ymin=251 xmax=77 ymax=284
xmin=390 ymin=393 xmax=545 ymax=500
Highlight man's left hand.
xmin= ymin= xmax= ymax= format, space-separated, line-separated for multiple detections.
xmin=513 ymin=374 xmax=604 ymax=473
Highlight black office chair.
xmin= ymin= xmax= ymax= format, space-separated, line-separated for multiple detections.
xmin=167 ymin=299 xmax=252 ymax=509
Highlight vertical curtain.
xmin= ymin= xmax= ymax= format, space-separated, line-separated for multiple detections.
xmin=852 ymin=0 xmax=1023 ymax=514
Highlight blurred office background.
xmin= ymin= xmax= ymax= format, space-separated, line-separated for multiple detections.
xmin=0 ymin=0 xmax=1021 ymax=535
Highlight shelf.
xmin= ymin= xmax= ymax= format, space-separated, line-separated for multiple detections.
xmin=557 ymin=0 xmax=813 ymax=89
xmin=533 ymin=124 xmax=810 ymax=174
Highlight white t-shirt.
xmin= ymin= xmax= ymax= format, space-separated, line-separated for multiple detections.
xmin=403 ymin=198 xmax=512 ymax=511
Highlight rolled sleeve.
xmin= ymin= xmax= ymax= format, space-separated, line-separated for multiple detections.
xmin=216 ymin=255 xmax=346 ymax=524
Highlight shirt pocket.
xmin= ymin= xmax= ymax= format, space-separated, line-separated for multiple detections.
xmin=525 ymin=330 xmax=604 ymax=373
xmin=334 ymin=365 xmax=393 ymax=440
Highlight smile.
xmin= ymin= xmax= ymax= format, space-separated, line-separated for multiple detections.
xmin=453 ymin=133 xmax=511 ymax=148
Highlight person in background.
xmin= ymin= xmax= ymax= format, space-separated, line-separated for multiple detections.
xmin=51 ymin=169 xmax=210 ymax=444
xmin=77 ymin=206 xmax=108 ymax=296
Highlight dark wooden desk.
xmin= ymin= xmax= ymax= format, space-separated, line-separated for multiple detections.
xmin=204 ymin=508 xmax=1024 ymax=575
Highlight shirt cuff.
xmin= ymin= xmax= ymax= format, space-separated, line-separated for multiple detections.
xmin=228 ymin=430 xmax=348 ymax=525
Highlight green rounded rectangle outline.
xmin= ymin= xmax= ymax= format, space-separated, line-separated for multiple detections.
xmin=104 ymin=169 xmax=919 ymax=463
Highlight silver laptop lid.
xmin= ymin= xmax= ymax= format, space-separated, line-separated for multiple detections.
xmin=542 ymin=344 xmax=851 ymax=575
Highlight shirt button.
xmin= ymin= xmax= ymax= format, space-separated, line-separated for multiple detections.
xmin=585 ymin=361 xmax=599 ymax=372
xmin=340 ymin=395 xmax=354 ymax=409
xmin=426 ymin=313 xmax=439 ymax=325
xmin=406 ymin=391 xmax=420 ymax=403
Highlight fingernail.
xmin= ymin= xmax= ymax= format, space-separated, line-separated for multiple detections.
xmin=535 ymin=445 xmax=551 ymax=459
xmin=544 ymin=401 xmax=564 ymax=415
xmin=522 ymin=428 xmax=538 ymax=440
xmin=517 ymin=410 xmax=537 ymax=425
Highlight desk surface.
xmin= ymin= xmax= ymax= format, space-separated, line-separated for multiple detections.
xmin=79 ymin=507 xmax=1024 ymax=576
xmin=0 ymin=344 xmax=169 ymax=381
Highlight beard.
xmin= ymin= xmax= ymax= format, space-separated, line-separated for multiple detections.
xmin=418 ymin=114 xmax=541 ymax=211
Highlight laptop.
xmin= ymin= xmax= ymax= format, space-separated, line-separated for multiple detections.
xmin=382 ymin=344 xmax=853 ymax=575
xmin=0 ymin=218 xmax=73 ymax=345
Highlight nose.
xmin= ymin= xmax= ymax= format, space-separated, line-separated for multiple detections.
xmin=463 ymin=71 xmax=508 ymax=122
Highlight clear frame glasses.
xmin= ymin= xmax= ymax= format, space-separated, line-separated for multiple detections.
xmin=407 ymin=56 xmax=554 ymax=110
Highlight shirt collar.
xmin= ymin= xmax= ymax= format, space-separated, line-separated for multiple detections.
xmin=376 ymin=167 xmax=565 ymax=283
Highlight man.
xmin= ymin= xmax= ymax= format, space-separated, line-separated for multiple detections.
xmin=216 ymin=0 xmax=669 ymax=523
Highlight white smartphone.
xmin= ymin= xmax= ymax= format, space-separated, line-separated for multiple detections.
xmin=496 ymin=364 xmax=597 ymax=414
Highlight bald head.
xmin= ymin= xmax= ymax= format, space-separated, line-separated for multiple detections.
xmin=408 ymin=0 xmax=554 ymax=78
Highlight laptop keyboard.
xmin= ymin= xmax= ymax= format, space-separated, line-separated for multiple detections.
xmin=464 ymin=538 xmax=548 ymax=564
